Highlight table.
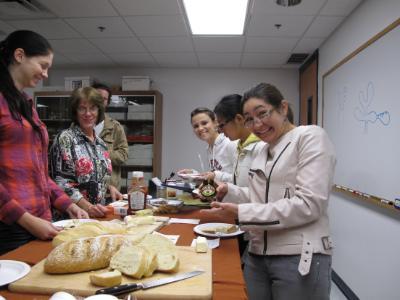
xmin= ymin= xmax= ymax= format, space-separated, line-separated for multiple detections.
xmin=0 ymin=209 xmax=248 ymax=300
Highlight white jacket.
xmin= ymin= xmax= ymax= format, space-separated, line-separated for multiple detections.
xmin=225 ymin=126 xmax=336 ymax=275
xmin=208 ymin=133 xmax=237 ymax=182
xmin=233 ymin=135 xmax=266 ymax=188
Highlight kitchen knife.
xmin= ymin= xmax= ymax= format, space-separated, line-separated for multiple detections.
xmin=95 ymin=270 xmax=204 ymax=296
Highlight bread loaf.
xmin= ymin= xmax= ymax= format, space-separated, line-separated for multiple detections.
xmin=45 ymin=235 xmax=125 ymax=274
xmin=52 ymin=221 xmax=127 ymax=246
xmin=90 ymin=270 xmax=122 ymax=287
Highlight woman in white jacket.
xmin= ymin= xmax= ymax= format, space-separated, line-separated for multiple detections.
xmin=203 ymin=83 xmax=336 ymax=300
xmin=188 ymin=107 xmax=236 ymax=182
xmin=214 ymin=94 xmax=265 ymax=188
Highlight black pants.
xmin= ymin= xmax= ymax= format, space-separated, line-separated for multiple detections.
xmin=0 ymin=221 xmax=35 ymax=255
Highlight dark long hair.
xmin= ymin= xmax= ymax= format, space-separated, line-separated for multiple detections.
xmin=0 ymin=30 xmax=53 ymax=135
xmin=214 ymin=94 xmax=242 ymax=121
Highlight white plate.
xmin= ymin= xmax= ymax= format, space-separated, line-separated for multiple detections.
xmin=148 ymin=199 xmax=184 ymax=207
xmin=177 ymin=169 xmax=203 ymax=180
xmin=0 ymin=260 xmax=31 ymax=286
xmin=193 ymin=223 xmax=244 ymax=238
xmin=52 ymin=219 xmax=98 ymax=228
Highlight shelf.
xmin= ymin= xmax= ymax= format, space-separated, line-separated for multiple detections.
xmin=40 ymin=119 xmax=72 ymax=122
xmin=119 ymin=119 xmax=153 ymax=123
xmin=127 ymin=136 xmax=153 ymax=143
xmin=35 ymin=89 xmax=163 ymax=178
xmin=106 ymin=106 xmax=128 ymax=113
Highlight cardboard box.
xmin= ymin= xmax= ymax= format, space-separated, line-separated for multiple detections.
xmin=65 ymin=76 xmax=91 ymax=91
xmin=122 ymin=76 xmax=151 ymax=91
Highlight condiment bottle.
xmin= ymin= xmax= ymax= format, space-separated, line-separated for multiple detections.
xmin=199 ymin=178 xmax=217 ymax=202
xmin=127 ymin=171 xmax=147 ymax=214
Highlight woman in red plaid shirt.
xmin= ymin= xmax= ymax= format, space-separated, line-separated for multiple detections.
xmin=0 ymin=30 xmax=88 ymax=255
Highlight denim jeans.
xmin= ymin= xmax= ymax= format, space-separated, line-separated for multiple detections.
xmin=243 ymin=252 xmax=332 ymax=300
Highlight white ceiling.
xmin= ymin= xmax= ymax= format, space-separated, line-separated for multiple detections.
xmin=0 ymin=0 xmax=363 ymax=69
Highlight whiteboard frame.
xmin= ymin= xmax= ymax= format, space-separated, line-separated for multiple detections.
xmin=322 ymin=18 xmax=400 ymax=207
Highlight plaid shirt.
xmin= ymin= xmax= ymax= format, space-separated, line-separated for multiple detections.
xmin=0 ymin=93 xmax=72 ymax=224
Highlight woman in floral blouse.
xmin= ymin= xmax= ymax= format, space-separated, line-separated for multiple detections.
xmin=50 ymin=87 xmax=122 ymax=218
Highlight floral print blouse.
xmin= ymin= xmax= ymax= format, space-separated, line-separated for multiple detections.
xmin=49 ymin=124 xmax=112 ymax=205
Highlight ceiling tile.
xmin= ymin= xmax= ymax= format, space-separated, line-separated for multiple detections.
xmin=247 ymin=14 xmax=314 ymax=37
xmin=197 ymin=53 xmax=241 ymax=67
xmin=110 ymin=0 xmax=181 ymax=16
xmin=52 ymin=52 xmax=74 ymax=66
xmin=320 ymin=0 xmax=363 ymax=16
xmin=63 ymin=52 xmax=116 ymax=66
xmin=124 ymin=15 xmax=189 ymax=37
xmin=0 ymin=20 xmax=16 ymax=34
xmin=193 ymin=36 xmax=245 ymax=52
xmin=152 ymin=52 xmax=198 ymax=67
xmin=252 ymin=0 xmax=326 ymax=15
xmin=49 ymin=39 xmax=101 ymax=53
xmin=241 ymin=52 xmax=290 ymax=68
xmin=305 ymin=15 xmax=344 ymax=38
xmin=245 ymin=37 xmax=298 ymax=52
xmin=90 ymin=37 xmax=147 ymax=53
xmin=292 ymin=37 xmax=324 ymax=53
xmin=0 ymin=1 xmax=55 ymax=20
xmin=141 ymin=36 xmax=194 ymax=52
xmin=107 ymin=52 xmax=158 ymax=67
xmin=65 ymin=17 xmax=134 ymax=38
xmin=7 ymin=19 xmax=80 ymax=39
xmin=38 ymin=0 xmax=118 ymax=17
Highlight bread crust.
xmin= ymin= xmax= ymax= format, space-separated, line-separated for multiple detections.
xmin=45 ymin=235 xmax=125 ymax=274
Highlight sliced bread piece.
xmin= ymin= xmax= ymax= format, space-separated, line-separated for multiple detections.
xmin=89 ymin=270 xmax=122 ymax=287
xmin=110 ymin=245 xmax=147 ymax=279
xmin=139 ymin=234 xmax=179 ymax=273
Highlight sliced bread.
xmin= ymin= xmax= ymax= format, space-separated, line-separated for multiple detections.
xmin=110 ymin=245 xmax=147 ymax=279
xmin=89 ymin=270 xmax=122 ymax=287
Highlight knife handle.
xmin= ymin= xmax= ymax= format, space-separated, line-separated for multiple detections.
xmin=96 ymin=283 xmax=141 ymax=296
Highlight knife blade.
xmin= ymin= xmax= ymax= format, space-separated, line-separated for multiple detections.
xmin=95 ymin=270 xmax=204 ymax=296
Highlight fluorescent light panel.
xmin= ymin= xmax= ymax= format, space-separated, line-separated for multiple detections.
xmin=183 ymin=0 xmax=248 ymax=35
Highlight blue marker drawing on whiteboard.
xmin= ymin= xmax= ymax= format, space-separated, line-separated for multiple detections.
xmin=353 ymin=82 xmax=390 ymax=133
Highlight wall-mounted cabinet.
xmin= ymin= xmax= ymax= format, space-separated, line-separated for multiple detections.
xmin=34 ymin=90 xmax=162 ymax=192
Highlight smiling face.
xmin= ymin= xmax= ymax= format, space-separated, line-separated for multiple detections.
xmin=243 ymin=97 xmax=289 ymax=145
xmin=191 ymin=112 xmax=219 ymax=144
xmin=13 ymin=49 xmax=53 ymax=90
xmin=77 ymin=98 xmax=99 ymax=136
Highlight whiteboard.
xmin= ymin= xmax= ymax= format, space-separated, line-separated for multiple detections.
xmin=322 ymin=20 xmax=400 ymax=202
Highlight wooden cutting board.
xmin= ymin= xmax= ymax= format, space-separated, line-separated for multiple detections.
xmin=9 ymin=246 xmax=212 ymax=299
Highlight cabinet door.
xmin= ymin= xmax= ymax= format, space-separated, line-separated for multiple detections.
xmin=113 ymin=93 xmax=162 ymax=192
xmin=35 ymin=93 xmax=71 ymax=142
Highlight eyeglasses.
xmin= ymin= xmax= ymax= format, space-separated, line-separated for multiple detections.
xmin=244 ymin=108 xmax=275 ymax=128
xmin=217 ymin=118 xmax=233 ymax=132
xmin=77 ymin=106 xmax=99 ymax=114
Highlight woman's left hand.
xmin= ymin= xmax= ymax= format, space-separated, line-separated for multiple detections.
xmin=65 ymin=203 xmax=89 ymax=219
xmin=200 ymin=201 xmax=239 ymax=219
xmin=108 ymin=185 xmax=123 ymax=201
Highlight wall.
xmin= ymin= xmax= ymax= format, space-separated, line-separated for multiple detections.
xmin=47 ymin=67 xmax=298 ymax=178
xmin=319 ymin=0 xmax=400 ymax=299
